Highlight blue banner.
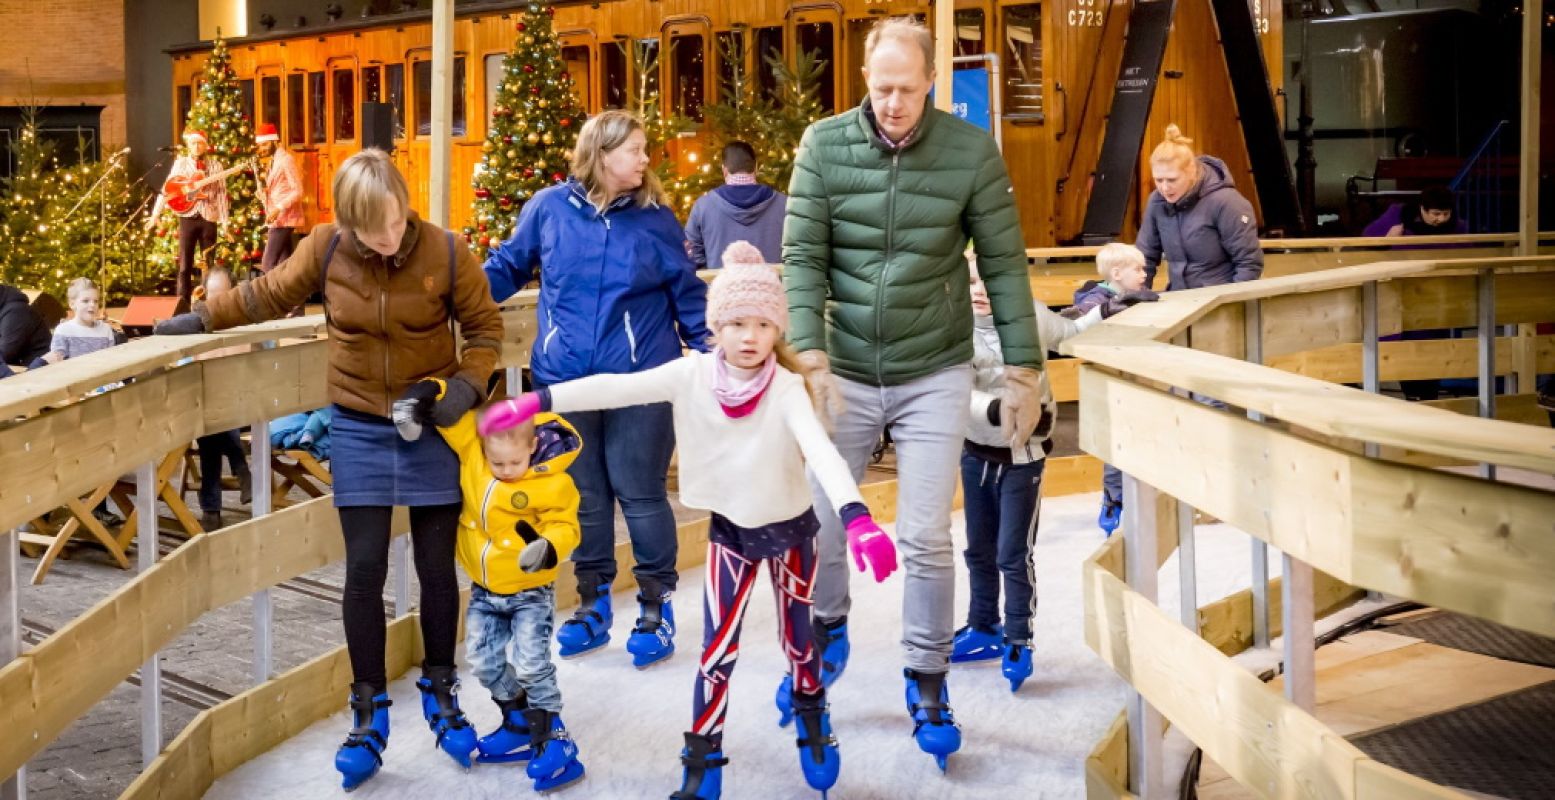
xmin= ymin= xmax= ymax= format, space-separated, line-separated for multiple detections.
xmin=950 ymin=68 xmax=991 ymax=131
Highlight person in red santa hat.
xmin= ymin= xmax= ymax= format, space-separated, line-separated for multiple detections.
xmin=256 ymin=122 xmax=305 ymax=273
xmin=155 ymin=129 xmax=229 ymax=304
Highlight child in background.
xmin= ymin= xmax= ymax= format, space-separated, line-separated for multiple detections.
xmin=37 ymin=277 xmax=117 ymax=366
xmin=1065 ymin=243 xmax=1151 ymax=535
xmin=392 ymin=380 xmax=587 ymax=791
xmin=953 ymin=249 xmax=1128 ymax=691
xmin=479 ymin=242 xmax=899 ymax=800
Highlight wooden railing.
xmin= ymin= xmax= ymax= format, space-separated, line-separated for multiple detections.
xmin=1069 ymin=255 xmax=1555 ymax=798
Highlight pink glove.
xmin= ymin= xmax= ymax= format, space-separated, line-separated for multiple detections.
xmin=845 ymin=513 xmax=898 ymax=583
xmin=477 ymin=392 xmax=542 ymax=437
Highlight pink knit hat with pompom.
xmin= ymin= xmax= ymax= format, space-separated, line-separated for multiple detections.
xmin=707 ymin=242 xmax=788 ymax=332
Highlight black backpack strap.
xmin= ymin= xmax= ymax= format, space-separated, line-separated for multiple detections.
xmin=319 ymin=232 xmax=342 ymax=329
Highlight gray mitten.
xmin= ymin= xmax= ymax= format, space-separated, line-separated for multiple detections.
xmin=515 ymin=520 xmax=558 ymax=573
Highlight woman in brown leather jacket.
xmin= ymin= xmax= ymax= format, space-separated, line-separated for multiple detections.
xmin=156 ymin=149 xmax=503 ymax=788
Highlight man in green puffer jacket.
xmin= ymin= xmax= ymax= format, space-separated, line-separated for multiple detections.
xmin=779 ymin=16 xmax=1044 ymax=767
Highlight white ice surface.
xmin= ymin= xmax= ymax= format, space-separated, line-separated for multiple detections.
xmin=207 ymin=492 xmax=1277 ymax=799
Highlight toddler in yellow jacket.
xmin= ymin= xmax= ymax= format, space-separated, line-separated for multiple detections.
xmin=393 ymin=379 xmax=586 ymax=791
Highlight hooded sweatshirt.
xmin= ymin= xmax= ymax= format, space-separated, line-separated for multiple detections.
xmin=685 ymin=183 xmax=788 ymax=267
xmin=1135 ymin=155 xmax=1264 ymax=290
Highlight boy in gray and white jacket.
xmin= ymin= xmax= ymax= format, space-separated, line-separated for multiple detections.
xmin=953 ymin=248 xmax=1152 ymax=692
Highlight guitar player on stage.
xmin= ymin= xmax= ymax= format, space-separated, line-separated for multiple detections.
xmin=255 ymin=123 xmax=304 ymax=273
xmin=157 ymin=128 xmax=229 ymax=304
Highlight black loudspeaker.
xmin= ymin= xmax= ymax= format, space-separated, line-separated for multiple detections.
xmin=362 ymin=102 xmax=395 ymax=153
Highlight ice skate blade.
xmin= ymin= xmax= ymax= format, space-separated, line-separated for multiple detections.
xmin=340 ymin=768 xmax=378 ymax=792
xmin=534 ymin=759 xmax=586 ymax=793
xmin=632 ymin=648 xmax=676 ymax=670
xmin=934 ymin=754 xmax=949 ymax=772
xmin=475 ymin=749 xmax=533 ymax=765
xmin=1008 ymin=678 xmax=1026 ymax=693
xmin=558 ymin=641 xmax=609 ymax=660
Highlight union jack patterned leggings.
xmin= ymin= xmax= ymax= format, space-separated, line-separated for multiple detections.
xmin=691 ymin=535 xmax=821 ymax=746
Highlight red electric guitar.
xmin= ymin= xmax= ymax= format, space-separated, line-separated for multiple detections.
xmin=161 ymin=160 xmax=254 ymax=214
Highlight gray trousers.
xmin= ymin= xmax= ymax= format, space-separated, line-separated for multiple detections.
xmin=808 ymin=364 xmax=973 ymax=673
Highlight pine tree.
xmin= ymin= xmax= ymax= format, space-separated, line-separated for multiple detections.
xmin=0 ymin=109 xmax=154 ymax=302
xmin=148 ymin=34 xmax=266 ymax=278
xmin=467 ymin=1 xmax=587 ymax=259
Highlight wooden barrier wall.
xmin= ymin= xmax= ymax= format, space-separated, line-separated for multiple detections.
xmin=1070 ymin=256 xmax=1555 ymax=798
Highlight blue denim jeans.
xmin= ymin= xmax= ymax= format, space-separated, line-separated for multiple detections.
xmin=465 ymin=583 xmax=562 ymax=712
xmin=559 ymin=402 xmax=679 ymax=591
xmin=1102 ymin=464 xmax=1123 ymax=508
xmin=960 ymin=453 xmax=1045 ymax=643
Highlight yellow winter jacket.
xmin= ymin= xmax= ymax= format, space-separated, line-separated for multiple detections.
xmin=438 ymin=408 xmax=583 ymax=595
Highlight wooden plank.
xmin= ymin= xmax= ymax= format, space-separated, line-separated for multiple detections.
xmin=1401 ymin=272 xmax=1555 ymax=328
xmin=1044 ymin=455 xmax=1103 ymax=497
xmin=1049 ymin=357 xmax=1081 ymax=403
xmin=1197 ymin=570 xmax=1364 ymax=656
xmin=1348 ymin=458 xmax=1555 ymax=639
xmin=1085 ymin=710 xmax=1138 ymax=799
xmin=1072 ymin=343 xmax=1555 ymax=475
xmin=1259 ymin=287 xmax=1362 ymax=361
xmin=1085 ymin=560 xmax=1365 ymax=799
xmin=1355 ymin=759 xmax=1477 ymax=800
xmin=1266 ymin=336 xmax=1555 ymax=384
xmin=1079 ymin=367 xmax=1356 ymax=575
xmin=1417 ymin=393 xmax=1552 ymax=428
xmin=1190 ymin=302 xmax=1246 ymax=360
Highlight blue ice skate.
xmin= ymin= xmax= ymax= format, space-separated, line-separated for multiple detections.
xmin=670 ymin=732 xmax=727 ymax=800
xmin=1003 ymin=640 xmax=1034 ymax=692
xmin=557 ymin=576 xmax=612 ymax=658
xmin=416 ymin=664 xmax=477 ymax=769
xmin=524 ymin=709 xmax=585 ymax=792
xmin=792 ymin=692 xmax=840 ymax=797
xmin=904 ymin=668 xmax=961 ymax=772
xmin=626 ymin=582 xmax=676 ymax=669
xmin=475 ymin=694 xmax=532 ymax=764
xmin=776 ymin=616 xmax=849 ymax=726
xmin=334 ymin=682 xmax=391 ymax=791
xmin=950 ymin=623 xmax=1005 ymax=664
xmin=1098 ymin=501 xmax=1122 ymax=537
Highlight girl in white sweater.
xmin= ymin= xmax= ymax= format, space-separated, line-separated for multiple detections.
xmin=479 ymin=244 xmax=897 ymax=800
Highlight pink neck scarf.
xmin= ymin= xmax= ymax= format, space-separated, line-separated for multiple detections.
xmin=712 ymin=349 xmax=776 ymax=418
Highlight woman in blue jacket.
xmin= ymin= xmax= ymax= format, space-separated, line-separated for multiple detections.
xmin=484 ymin=109 xmax=710 ymax=668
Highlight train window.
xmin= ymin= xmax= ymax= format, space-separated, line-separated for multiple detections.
xmin=386 ymin=63 xmax=405 ymax=138
xmin=754 ymin=26 xmax=783 ymax=104
xmin=261 ymin=76 xmax=281 ymax=129
xmin=484 ymin=53 xmax=504 ymax=126
xmin=414 ymin=58 xmax=468 ymax=137
xmin=845 ymin=19 xmax=871 ymax=107
xmin=669 ymin=33 xmax=706 ymax=121
xmin=176 ymin=85 xmax=192 ymax=138
xmin=239 ymin=79 xmax=256 ymax=126
xmin=956 ymin=9 xmax=986 ymax=57
xmin=309 ymin=71 xmax=326 ymax=143
xmin=1003 ymin=4 xmax=1043 ymax=120
xmin=287 ymin=74 xmax=305 ymax=145
xmin=364 ymin=66 xmax=381 ymax=103
xmin=636 ymin=39 xmax=660 ymax=103
xmin=795 ymin=22 xmax=836 ymax=113
xmin=715 ymin=30 xmax=745 ymax=99
xmin=334 ymin=68 xmax=355 ymax=141
xmin=603 ymin=40 xmax=628 ymax=109
xmin=560 ymin=45 xmax=590 ymax=108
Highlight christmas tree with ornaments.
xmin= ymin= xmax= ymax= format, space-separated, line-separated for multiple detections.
xmin=148 ymin=34 xmax=266 ymax=278
xmin=467 ymin=1 xmax=587 ymax=259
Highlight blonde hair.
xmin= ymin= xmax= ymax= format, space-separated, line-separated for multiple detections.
xmin=570 ymin=110 xmax=668 ymax=214
xmin=1149 ymin=125 xmax=1198 ymax=174
xmin=65 ymin=277 xmax=99 ymax=303
xmin=865 ymin=17 xmax=935 ymax=78
xmin=332 ymin=149 xmax=410 ymax=235
xmin=1096 ymin=243 xmax=1146 ymax=279
xmin=773 ymin=339 xmax=820 ymax=410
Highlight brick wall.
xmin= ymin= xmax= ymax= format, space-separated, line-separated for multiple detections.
xmin=0 ymin=0 xmax=128 ymax=146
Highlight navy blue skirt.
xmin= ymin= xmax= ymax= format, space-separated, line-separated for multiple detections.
xmin=330 ymin=405 xmax=461 ymax=508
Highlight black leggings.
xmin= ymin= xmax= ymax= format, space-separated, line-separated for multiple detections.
xmin=339 ymin=504 xmax=461 ymax=692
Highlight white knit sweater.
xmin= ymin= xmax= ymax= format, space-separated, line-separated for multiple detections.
xmin=546 ymin=351 xmax=864 ymax=529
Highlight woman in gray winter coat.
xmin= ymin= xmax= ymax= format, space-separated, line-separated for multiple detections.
xmin=1136 ymin=126 xmax=1263 ymax=290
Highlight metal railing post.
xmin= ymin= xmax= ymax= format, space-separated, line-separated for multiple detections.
xmin=1362 ymin=281 xmax=1381 ymax=459
xmin=1 ymin=528 xmax=23 ymax=800
xmin=251 ymin=410 xmax=274 ymax=684
xmin=1123 ymin=475 xmax=1164 ymax=799
xmin=136 ymin=461 xmax=162 ymax=768
xmin=1281 ymin=553 xmax=1316 ymax=712
xmin=1477 ymin=270 xmax=1497 ymax=481
xmin=1244 ymin=299 xmax=1271 ymax=648
xmin=1177 ymin=500 xmax=1198 ymax=634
